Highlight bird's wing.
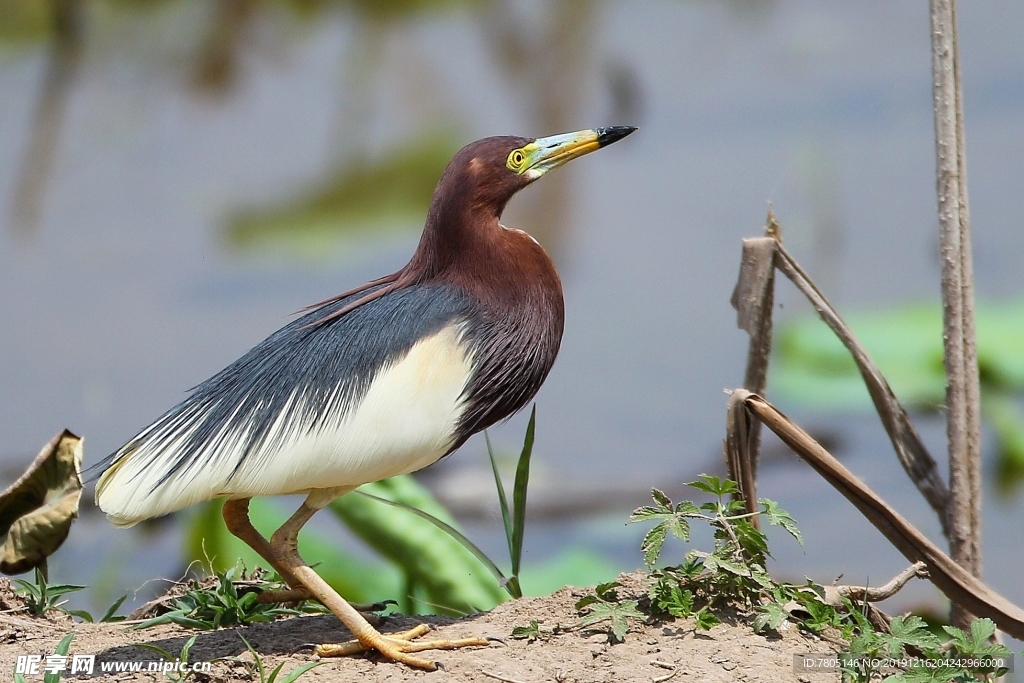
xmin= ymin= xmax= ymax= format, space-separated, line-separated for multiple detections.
xmin=94 ymin=284 xmax=475 ymax=525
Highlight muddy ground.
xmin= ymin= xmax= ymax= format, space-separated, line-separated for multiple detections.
xmin=0 ymin=573 xmax=839 ymax=682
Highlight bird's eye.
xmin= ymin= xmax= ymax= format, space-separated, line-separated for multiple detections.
xmin=507 ymin=149 xmax=527 ymax=171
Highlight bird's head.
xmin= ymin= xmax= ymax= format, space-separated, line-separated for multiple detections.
xmin=433 ymin=127 xmax=637 ymax=220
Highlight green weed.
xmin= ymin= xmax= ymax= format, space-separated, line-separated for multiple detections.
xmin=67 ymin=593 xmax=128 ymax=623
xmin=574 ymin=581 xmax=645 ymax=643
xmin=510 ymin=618 xmax=564 ymax=642
xmin=12 ymin=568 xmax=86 ymax=617
xmin=13 ymin=633 xmax=74 ymax=683
xmin=486 ymin=404 xmax=537 ymax=599
xmin=233 ymin=633 xmax=321 ymax=683
xmin=132 ymin=564 xmax=317 ymax=630
xmin=571 ymin=476 xmax=1012 ymax=682
xmin=136 ymin=635 xmax=199 ymax=682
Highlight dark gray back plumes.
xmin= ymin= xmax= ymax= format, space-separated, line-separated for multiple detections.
xmin=90 ymin=284 xmax=474 ymax=491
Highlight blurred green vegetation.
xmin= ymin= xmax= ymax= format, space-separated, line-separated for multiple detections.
xmin=773 ymin=300 xmax=1024 ymax=493
xmin=226 ymin=134 xmax=460 ymax=256
xmin=184 ymin=473 xmax=619 ymax=616
xmin=0 ymin=0 xmax=476 ymax=47
xmin=0 ymin=0 xmax=50 ymax=44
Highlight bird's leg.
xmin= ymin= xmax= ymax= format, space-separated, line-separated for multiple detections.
xmin=269 ymin=499 xmax=489 ymax=670
xmin=222 ymin=498 xmax=313 ymax=602
xmin=223 ymin=498 xmax=388 ymax=622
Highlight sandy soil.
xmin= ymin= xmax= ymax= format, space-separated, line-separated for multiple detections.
xmin=0 ymin=573 xmax=840 ymax=682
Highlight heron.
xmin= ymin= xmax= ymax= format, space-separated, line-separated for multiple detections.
xmin=94 ymin=126 xmax=637 ymax=669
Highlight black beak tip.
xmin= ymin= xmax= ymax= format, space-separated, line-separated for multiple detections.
xmin=596 ymin=126 xmax=638 ymax=147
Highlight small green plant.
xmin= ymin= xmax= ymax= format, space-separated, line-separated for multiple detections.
xmin=132 ymin=564 xmax=315 ymax=630
xmin=574 ymin=581 xmax=646 ymax=643
xmin=486 ymin=405 xmax=537 ymax=599
xmin=613 ymin=476 xmax=1012 ymax=682
xmin=233 ymin=634 xmax=322 ymax=683
xmin=840 ymin=615 xmax=1011 ymax=682
xmin=67 ymin=593 xmax=128 ymax=623
xmin=48 ymin=632 xmax=74 ymax=683
xmin=136 ymin=635 xmax=200 ymax=682
xmin=629 ymin=474 xmax=801 ymax=630
xmin=510 ymin=619 xmax=564 ymax=642
xmin=12 ymin=567 xmax=86 ymax=616
xmin=13 ymin=632 xmax=74 ymax=683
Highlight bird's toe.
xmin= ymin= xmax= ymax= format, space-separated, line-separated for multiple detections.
xmin=314 ymin=623 xmax=488 ymax=668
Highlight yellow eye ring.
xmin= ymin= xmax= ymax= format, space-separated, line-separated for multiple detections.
xmin=507 ymin=149 xmax=526 ymax=171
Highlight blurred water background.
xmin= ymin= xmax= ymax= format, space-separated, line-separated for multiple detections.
xmin=2 ymin=0 xmax=1024 ymax=658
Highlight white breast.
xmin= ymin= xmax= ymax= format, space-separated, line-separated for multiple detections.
xmin=97 ymin=324 xmax=474 ymax=526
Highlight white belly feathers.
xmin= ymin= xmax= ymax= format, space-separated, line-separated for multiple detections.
xmin=96 ymin=324 xmax=473 ymax=527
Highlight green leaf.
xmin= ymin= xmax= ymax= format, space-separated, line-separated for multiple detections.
xmin=675 ymin=500 xmax=702 ymax=516
xmin=511 ymin=620 xmax=542 ymax=642
xmin=510 ymin=406 xmax=536 ymax=580
xmin=135 ymin=642 xmax=176 ymax=661
xmin=734 ymin=520 xmax=770 ymax=559
xmin=179 ymin=635 xmax=196 ymax=661
xmin=485 ymin=431 xmax=514 ymax=565
xmin=651 ymin=488 xmax=673 ymax=510
xmin=12 ymin=569 xmax=86 ymax=616
xmin=649 ymin=577 xmax=693 ymax=619
xmin=759 ymin=498 xmax=804 ymax=547
xmin=351 ymin=489 xmax=511 ymax=598
xmin=709 ymin=555 xmax=751 ymax=577
xmin=886 ymin=615 xmax=941 ymax=654
xmin=942 ymin=618 xmax=1009 ymax=658
xmin=687 ymin=475 xmax=739 ymax=498
xmin=753 ymin=602 xmax=788 ymax=633
xmin=331 ymin=476 xmax=507 ymax=614
xmin=629 ymin=489 xmax=696 ymax=568
xmin=268 ymin=663 xmax=287 ymax=683
xmin=578 ymin=599 xmax=644 ymax=643
xmin=748 ymin=566 xmax=774 ymax=589
xmin=694 ymin=607 xmax=720 ymax=630
xmin=274 ymin=662 xmax=322 ymax=683
xmin=43 ymin=633 xmax=75 ymax=683
xmin=640 ymin=524 xmax=668 ymax=568
xmin=594 ymin=581 xmax=621 ymax=601
xmin=967 ymin=618 xmax=996 ymax=648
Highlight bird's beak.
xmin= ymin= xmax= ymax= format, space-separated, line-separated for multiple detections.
xmin=519 ymin=126 xmax=637 ymax=179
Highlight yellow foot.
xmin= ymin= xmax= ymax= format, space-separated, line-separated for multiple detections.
xmin=315 ymin=624 xmax=490 ymax=670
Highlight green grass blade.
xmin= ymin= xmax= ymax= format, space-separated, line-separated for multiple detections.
xmin=100 ymin=594 xmax=128 ymax=622
xmin=267 ymin=662 xmax=287 ymax=683
xmin=503 ymin=575 xmax=522 ymax=598
xmin=510 ymin=406 xmax=536 ymax=579
xmin=330 ymin=477 xmax=506 ymax=614
xmin=43 ymin=633 xmax=75 ymax=683
xmin=237 ymin=634 xmax=265 ymax=681
xmin=351 ymin=490 xmax=510 ymax=591
xmin=486 ymin=430 xmax=515 ymax=561
xmin=135 ymin=643 xmax=177 ymax=660
xmin=276 ymin=662 xmax=323 ymax=683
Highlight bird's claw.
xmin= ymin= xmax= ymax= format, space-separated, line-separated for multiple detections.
xmin=315 ymin=624 xmax=489 ymax=670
